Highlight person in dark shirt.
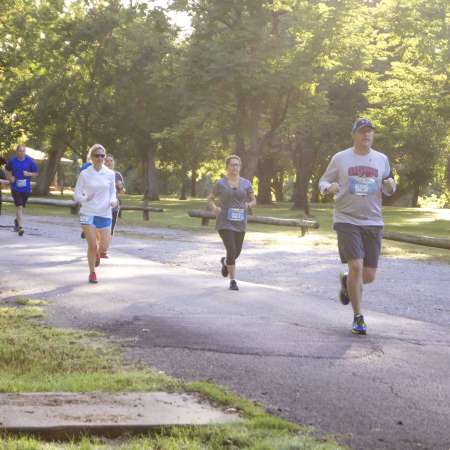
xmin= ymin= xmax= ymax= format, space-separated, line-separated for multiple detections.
xmin=5 ymin=145 xmax=39 ymax=235
xmin=104 ymin=153 xmax=125 ymax=240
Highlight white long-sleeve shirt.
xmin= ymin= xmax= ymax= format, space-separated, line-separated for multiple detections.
xmin=74 ymin=165 xmax=117 ymax=218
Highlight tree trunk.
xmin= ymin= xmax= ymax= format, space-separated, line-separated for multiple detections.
xmin=240 ymin=99 xmax=260 ymax=181
xmin=190 ymin=164 xmax=197 ymax=198
xmin=179 ymin=183 xmax=187 ymax=200
xmin=310 ymin=174 xmax=320 ymax=203
xmin=291 ymin=136 xmax=317 ymax=215
xmin=34 ymin=148 xmax=65 ymax=196
xmin=234 ymin=92 xmax=247 ymax=158
xmin=179 ymin=171 xmax=188 ymax=200
xmin=292 ymin=169 xmax=310 ymax=215
xmin=257 ymin=157 xmax=273 ymax=204
xmin=411 ymin=184 xmax=420 ymax=207
xmin=272 ymin=171 xmax=284 ymax=202
xmin=447 ymin=155 xmax=450 ymax=189
xmin=144 ymin=146 xmax=159 ymax=201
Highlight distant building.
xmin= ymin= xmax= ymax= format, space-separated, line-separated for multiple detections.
xmin=25 ymin=147 xmax=74 ymax=190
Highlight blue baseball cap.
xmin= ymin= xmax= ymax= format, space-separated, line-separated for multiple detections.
xmin=352 ymin=118 xmax=374 ymax=134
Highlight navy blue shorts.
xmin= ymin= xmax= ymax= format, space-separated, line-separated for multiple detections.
xmin=333 ymin=222 xmax=383 ymax=268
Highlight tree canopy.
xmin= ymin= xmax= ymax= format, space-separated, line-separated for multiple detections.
xmin=1 ymin=0 xmax=448 ymax=207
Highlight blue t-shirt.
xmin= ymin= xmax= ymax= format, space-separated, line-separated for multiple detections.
xmin=6 ymin=155 xmax=38 ymax=193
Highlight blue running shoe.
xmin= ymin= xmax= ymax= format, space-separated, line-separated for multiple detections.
xmin=352 ymin=314 xmax=367 ymax=335
xmin=339 ymin=272 xmax=350 ymax=305
xmin=229 ymin=279 xmax=239 ymax=291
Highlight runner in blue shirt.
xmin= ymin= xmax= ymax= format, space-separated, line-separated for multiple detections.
xmin=5 ymin=145 xmax=39 ymax=236
xmin=80 ymin=161 xmax=92 ymax=172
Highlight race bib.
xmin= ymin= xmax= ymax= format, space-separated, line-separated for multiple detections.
xmin=16 ymin=179 xmax=27 ymax=188
xmin=80 ymin=214 xmax=94 ymax=225
xmin=349 ymin=176 xmax=377 ymax=196
xmin=227 ymin=208 xmax=245 ymax=222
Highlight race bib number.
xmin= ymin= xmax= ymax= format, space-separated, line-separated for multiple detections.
xmin=349 ymin=176 xmax=377 ymax=196
xmin=16 ymin=179 xmax=26 ymax=188
xmin=80 ymin=214 xmax=94 ymax=225
xmin=227 ymin=208 xmax=245 ymax=222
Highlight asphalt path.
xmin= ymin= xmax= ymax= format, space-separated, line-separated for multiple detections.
xmin=0 ymin=214 xmax=449 ymax=450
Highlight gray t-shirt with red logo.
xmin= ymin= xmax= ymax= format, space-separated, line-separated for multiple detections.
xmin=212 ymin=177 xmax=254 ymax=232
xmin=319 ymin=148 xmax=395 ymax=226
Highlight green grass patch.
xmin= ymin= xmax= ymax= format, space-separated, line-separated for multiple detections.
xmin=0 ymin=305 xmax=178 ymax=393
xmin=0 ymin=303 xmax=344 ymax=449
xmin=14 ymin=298 xmax=48 ymax=306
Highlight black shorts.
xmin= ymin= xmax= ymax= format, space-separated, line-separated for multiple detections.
xmin=11 ymin=191 xmax=30 ymax=207
xmin=333 ymin=222 xmax=383 ymax=268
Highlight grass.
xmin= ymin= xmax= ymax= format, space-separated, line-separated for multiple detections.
xmin=0 ymin=304 xmax=344 ymax=449
xmin=1 ymin=192 xmax=449 ymax=263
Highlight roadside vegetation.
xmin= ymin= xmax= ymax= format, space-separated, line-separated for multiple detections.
xmin=0 ymin=301 xmax=343 ymax=449
xmin=1 ymin=192 xmax=449 ymax=264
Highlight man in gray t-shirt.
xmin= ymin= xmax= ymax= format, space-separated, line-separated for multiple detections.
xmin=319 ymin=118 xmax=396 ymax=335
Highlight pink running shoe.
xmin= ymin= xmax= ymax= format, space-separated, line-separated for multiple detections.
xmin=89 ymin=272 xmax=98 ymax=284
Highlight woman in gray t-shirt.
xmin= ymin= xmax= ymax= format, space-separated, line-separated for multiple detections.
xmin=207 ymin=155 xmax=256 ymax=291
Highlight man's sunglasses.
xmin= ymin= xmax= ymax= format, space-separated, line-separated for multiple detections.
xmin=93 ymin=154 xmax=106 ymax=158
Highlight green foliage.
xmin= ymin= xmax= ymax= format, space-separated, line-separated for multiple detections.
xmin=1 ymin=0 xmax=448 ymax=205
xmin=365 ymin=0 xmax=450 ymax=205
xmin=0 ymin=304 xmax=179 ymax=393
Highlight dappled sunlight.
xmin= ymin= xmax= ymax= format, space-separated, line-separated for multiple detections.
xmin=401 ymin=216 xmax=440 ymax=224
xmin=382 ymin=239 xmax=450 ymax=264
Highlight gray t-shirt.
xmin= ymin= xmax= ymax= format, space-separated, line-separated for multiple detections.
xmin=319 ymin=148 xmax=395 ymax=226
xmin=212 ymin=177 xmax=254 ymax=232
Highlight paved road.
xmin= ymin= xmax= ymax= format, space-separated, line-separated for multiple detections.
xmin=1 ymin=214 xmax=449 ymax=450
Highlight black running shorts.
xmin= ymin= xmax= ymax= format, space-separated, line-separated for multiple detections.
xmin=333 ymin=222 xmax=383 ymax=268
xmin=11 ymin=190 xmax=30 ymax=207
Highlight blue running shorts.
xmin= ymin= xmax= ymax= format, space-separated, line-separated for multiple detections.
xmin=80 ymin=214 xmax=112 ymax=229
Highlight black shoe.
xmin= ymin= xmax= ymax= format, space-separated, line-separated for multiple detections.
xmin=221 ymin=257 xmax=228 ymax=277
xmin=18 ymin=227 xmax=24 ymax=236
xmin=229 ymin=280 xmax=239 ymax=291
xmin=339 ymin=272 xmax=350 ymax=305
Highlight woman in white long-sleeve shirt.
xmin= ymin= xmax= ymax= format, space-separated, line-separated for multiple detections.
xmin=74 ymin=144 xmax=117 ymax=283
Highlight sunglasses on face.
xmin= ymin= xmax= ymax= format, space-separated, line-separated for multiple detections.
xmin=93 ymin=154 xmax=106 ymax=159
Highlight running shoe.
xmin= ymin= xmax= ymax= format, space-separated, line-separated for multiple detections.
xmin=14 ymin=219 xmax=19 ymax=232
xmin=229 ymin=279 xmax=239 ymax=291
xmin=220 ymin=257 xmax=228 ymax=277
xmin=95 ymin=253 xmax=101 ymax=267
xmin=18 ymin=227 xmax=24 ymax=236
xmin=352 ymin=314 xmax=367 ymax=335
xmin=339 ymin=271 xmax=350 ymax=305
xmin=88 ymin=272 xmax=98 ymax=284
